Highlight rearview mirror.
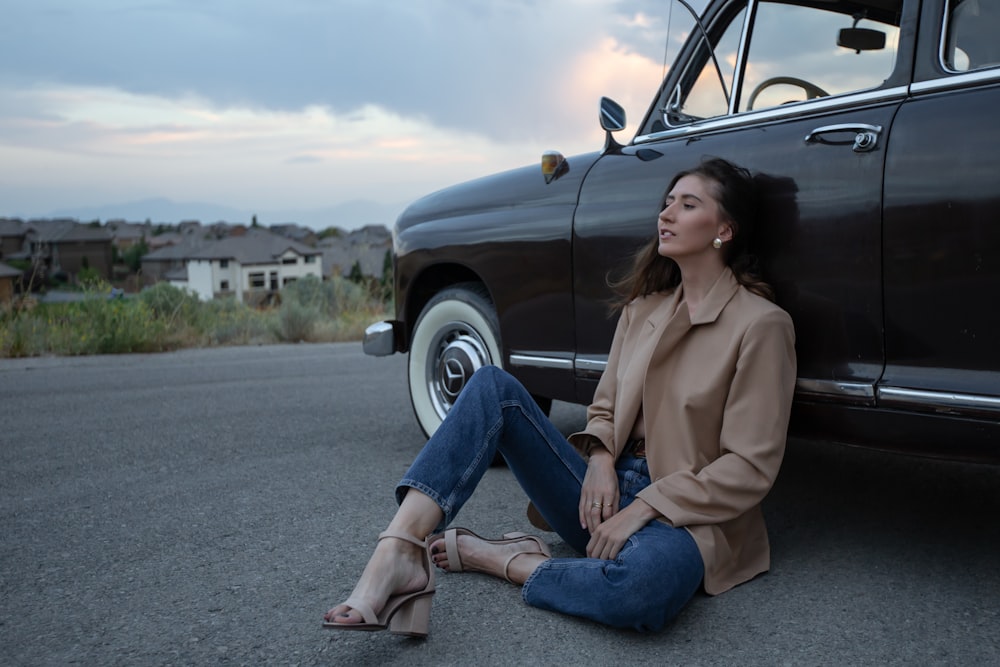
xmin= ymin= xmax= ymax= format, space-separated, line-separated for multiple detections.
xmin=838 ymin=27 xmax=886 ymax=53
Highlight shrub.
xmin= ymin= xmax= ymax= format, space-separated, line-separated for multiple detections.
xmin=277 ymin=298 xmax=320 ymax=342
xmin=203 ymin=297 xmax=276 ymax=346
xmin=77 ymin=267 xmax=101 ymax=287
xmin=69 ymin=291 xmax=166 ymax=354
xmin=140 ymin=282 xmax=201 ymax=325
xmin=281 ymin=274 xmax=328 ymax=310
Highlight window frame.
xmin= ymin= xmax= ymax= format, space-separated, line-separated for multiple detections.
xmin=940 ymin=0 xmax=1000 ymax=74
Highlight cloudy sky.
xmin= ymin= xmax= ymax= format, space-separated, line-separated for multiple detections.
xmin=0 ymin=0 xmax=705 ymax=230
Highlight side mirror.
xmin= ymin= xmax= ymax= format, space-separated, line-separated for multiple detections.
xmin=838 ymin=27 xmax=886 ymax=53
xmin=599 ymin=97 xmax=626 ymax=154
xmin=599 ymin=96 xmax=626 ymax=132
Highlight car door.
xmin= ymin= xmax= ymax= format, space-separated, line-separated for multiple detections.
xmin=880 ymin=0 xmax=1000 ymax=434
xmin=571 ymin=0 xmax=916 ymax=408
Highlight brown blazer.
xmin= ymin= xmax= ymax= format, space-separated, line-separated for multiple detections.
xmin=569 ymin=268 xmax=796 ymax=595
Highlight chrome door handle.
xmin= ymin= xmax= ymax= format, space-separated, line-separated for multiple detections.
xmin=805 ymin=124 xmax=883 ymax=152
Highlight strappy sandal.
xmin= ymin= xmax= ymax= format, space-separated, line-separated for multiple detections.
xmin=436 ymin=527 xmax=551 ymax=583
xmin=322 ymin=530 xmax=435 ymax=637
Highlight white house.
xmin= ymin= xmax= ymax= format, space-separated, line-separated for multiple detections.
xmin=175 ymin=229 xmax=323 ymax=302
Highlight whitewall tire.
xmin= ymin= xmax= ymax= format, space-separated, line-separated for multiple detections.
xmin=407 ymin=284 xmax=502 ymax=438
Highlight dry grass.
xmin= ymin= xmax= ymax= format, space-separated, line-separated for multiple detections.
xmin=0 ymin=276 xmax=391 ymax=358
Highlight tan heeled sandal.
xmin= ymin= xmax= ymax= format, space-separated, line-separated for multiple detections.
xmin=322 ymin=530 xmax=435 ymax=638
xmin=501 ymin=550 xmax=549 ymax=584
xmin=436 ymin=527 xmax=551 ymax=583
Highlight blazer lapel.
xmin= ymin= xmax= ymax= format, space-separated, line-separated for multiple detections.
xmin=646 ymin=296 xmax=693 ymax=375
xmin=642 ymin=270 xmax=739 ymax=419
xmin=689 ymin=267 xmax=740 ymax=325
xmin=614 ymin=288 xmax=688 ymax=448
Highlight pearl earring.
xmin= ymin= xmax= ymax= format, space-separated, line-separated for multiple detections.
xmin=712 ymin=238 xmax=723 ymax=249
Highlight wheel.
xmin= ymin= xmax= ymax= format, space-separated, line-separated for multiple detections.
xmin=408 ymin=283 xmax=503 ymax=438
xmin=746 ymin=76 xmax=829 ymax=110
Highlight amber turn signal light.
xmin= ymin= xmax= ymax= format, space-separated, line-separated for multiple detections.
xmin=541 ymin=150 xmax=567 ymax=184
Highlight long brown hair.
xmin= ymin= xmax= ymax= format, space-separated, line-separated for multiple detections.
xmin=611 ymin=157 xmax=774 ymax=306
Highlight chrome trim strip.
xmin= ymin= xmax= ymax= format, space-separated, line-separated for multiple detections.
xmin=939 ymin=0 xmax=955 ymax=73
xmin=911 ymin=68 xmax=1000 ymax=95
xmin=575 ymin=357 xmax=608 ymax=373
xmin=727 ymin=1 xmax=756 ymax=115
xmin=795 ymin=379 xmax=875 ymax=401
xmin=635 ymin=86 xmax=909 ymax=145
xmin=508 ymin=354 xmax=574 ymax=370
xmin=508 ymin=352 xmax=611 ymax=374
xmin=934 ymin=0 xmax=1000 ymax=76
xmin=878 ymin=387 xmax=1000 ymax=415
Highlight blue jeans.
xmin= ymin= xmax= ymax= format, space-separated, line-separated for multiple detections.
xmin=396 ymin=366 xmax=704 ymax=632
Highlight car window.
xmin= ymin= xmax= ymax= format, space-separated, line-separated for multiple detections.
xmin=660 ymin=0 xmax=902 ymax=130
xmin=944 ymin=0 xmax=1000 ymax=72
xmin=738 ymin=1 xmax=901 ymax=112
xmin=678 ymin=7 xmax=746 ymax=121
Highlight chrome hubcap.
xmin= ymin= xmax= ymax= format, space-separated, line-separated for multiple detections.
xmin=428 ymin=325 xmax=491 ymax=419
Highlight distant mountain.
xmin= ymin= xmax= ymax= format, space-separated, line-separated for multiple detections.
xmin=45 ymin=197 xmax=407 ymax=231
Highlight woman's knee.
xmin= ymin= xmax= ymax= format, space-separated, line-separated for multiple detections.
xmin=472 ymin=365 xmax=525 ymax=399
xmin=474 ymin=364 xmax=513 ymax=385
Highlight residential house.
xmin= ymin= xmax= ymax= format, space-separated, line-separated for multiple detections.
xmin=23 ymin=219 xmax=113 ymax=281
xmin=270 ymin=223 xmax=318 ymax=247
xmin=146 ymin=231 xmax=185 ymax=252
xmin=105 ymin=220 xmax=147 ymax=252
xmin=317 ymin=225 xmax=391 ymax=280
xmin=140 ymin=237 xmax=206 ymax=287
xmin=0 ymin=261 xmax=21 ymax=302
xmin=0 ymin=218 xmax=27 ymax=260
xmin=160 ymin=229 xmax=323 ymax=303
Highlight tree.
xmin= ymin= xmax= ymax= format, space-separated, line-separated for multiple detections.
xmin=122 ymin=238 xmax=150 ymax=274
xmin=348 ymin=260 xmax=364 ymax=284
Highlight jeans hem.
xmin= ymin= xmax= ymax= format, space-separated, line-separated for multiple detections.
xmin=396 ymin=479 xmax=452 ymax=533
xmin=520 ymin=557 xmax=552 ymax=605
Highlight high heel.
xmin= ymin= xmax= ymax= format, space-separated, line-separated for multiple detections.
xmin=435 ymin=527 xmax=551 ymax=581
xmin=322 ymin=529 xmax=435 ymax=638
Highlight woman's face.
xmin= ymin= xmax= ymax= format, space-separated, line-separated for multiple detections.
xmin=656 ymin=174 xmax=732 ymax=261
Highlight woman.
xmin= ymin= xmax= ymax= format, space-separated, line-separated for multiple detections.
xmin=323 ymin=157 xmax=796 ymax=635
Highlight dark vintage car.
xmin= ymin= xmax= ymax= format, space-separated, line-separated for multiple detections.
xmin=365 ymin=0 xmax=1000 ymax=461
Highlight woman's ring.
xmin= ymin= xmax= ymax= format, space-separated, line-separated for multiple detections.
xmin=591 ymin=501 xmax=602 ymax=509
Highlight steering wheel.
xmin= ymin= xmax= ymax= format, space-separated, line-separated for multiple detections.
xmin=747 ymin=76 xmax=830 ymax=110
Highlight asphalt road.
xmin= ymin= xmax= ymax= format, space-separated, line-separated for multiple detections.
xmin=1 ymin=343 xmax=998 ymax=666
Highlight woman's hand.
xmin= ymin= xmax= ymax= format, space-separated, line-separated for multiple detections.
xmin=578 ymin=448 xmax=619 ymax=533
xmin=586 ymin=498 xmax=660 ymax=560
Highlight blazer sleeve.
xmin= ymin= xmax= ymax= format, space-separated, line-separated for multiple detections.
xmin=568 ymin=302 xmax=632 ymax=458
xmin=637 ymin=308 xmax=797 ymax=526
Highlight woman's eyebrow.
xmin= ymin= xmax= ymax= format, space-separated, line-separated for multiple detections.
xmin=666 ymin=193 xmax=704 ymax=203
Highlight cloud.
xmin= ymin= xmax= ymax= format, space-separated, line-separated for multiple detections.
xmin=285 ymin=155 xmax=323 ymax=165
xmin=0 ymin=0 xmax=671 ymax=143
xmin=0 ymin=84 xmax=565 ymax=220
xmin=0 ymin=0 xmax=688 ymax=225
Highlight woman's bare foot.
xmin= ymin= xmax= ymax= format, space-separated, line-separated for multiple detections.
xmin=429 ymin=531 xmax=550 ymax=585
xmin=324 ymin=535 xmax=430 ymax=625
